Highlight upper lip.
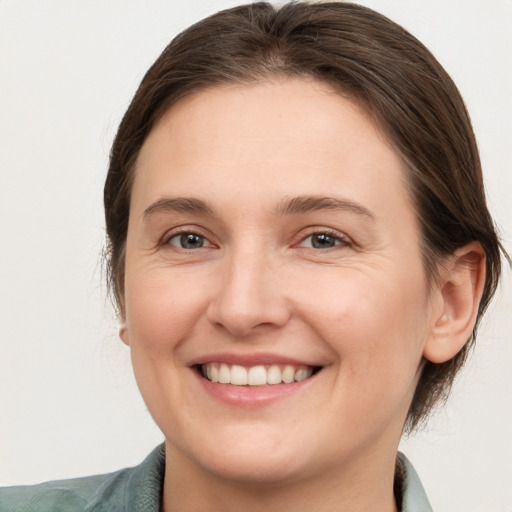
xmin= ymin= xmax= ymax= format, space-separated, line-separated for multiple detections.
xmin=189 ymin=352 xmax=320 ymax=367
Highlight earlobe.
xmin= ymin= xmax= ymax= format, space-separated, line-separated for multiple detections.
xmin=119 ymin=324 xmax=130 ymax=346
xmin=423 ymin=242 xmax=486 ymax=364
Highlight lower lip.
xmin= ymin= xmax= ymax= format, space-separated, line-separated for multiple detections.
xmin=193 ymin=369 xmax=316 ymax=408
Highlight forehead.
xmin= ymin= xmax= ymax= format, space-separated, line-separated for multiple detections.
xmin=132 ymin=77 xmax=412 ymax=218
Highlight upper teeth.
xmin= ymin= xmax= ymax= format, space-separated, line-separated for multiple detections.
xmin=201 ymin=363 xmax=313 ymax=386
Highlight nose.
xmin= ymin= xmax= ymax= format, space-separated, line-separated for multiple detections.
xmin=206 ymin=247 xmax=292 ymax=338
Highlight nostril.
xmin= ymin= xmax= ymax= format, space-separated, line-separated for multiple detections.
xmin=205 ymin=275 xmax=292 ymax=338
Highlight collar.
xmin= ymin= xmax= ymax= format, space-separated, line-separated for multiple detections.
xmin=86 ymin=446 xmax=431 ymax=511
xmin=397 ymin=452 xmax=433 ymax=512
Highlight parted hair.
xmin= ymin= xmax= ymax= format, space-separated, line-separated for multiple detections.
xmin=104 ymin=1 xmax=504 ymax=431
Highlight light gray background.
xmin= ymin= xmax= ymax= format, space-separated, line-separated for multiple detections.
xmin=1 ymin=1 xmax=510 ymax=510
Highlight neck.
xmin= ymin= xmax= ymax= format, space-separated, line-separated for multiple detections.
xmin=161 ymin=442 xmax=399 ymax=512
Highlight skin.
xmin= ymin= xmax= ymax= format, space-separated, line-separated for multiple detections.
xmin=120 ymin=78 xmax=485 ymax=511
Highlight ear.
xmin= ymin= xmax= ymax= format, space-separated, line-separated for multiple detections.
xmin=119 ymin=324 xmax=130 ymax=346
xmin=423 ymin=242 xmax=486 ymax=364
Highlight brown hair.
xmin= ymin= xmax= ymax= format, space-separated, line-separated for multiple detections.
xmin=104 ymin=1 xmax=505 ymax=431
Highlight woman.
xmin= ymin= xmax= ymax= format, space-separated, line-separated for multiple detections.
xmin=1 ymin=2 xmax=508 ymax=511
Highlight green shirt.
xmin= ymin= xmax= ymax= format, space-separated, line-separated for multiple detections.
xmin=0 ymin=446 xmax=433 ymax=511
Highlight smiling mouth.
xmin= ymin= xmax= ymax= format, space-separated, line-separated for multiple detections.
xmin=197 ymin=363 xmax=321 ymax=386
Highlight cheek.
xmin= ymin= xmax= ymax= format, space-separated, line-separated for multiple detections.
xmin=124 ymin=267 xmax=209 ymax=352
xmin=123 ymin=268 xmax=210 ymax=433
xmin=292 ymin=265 xmax=430 ymax=372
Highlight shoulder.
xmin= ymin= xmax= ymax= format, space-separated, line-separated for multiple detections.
xmin=0 ymin=473 xmax=112 ymax=512
xmin=0 ymin=444 xmax=165 ymax=512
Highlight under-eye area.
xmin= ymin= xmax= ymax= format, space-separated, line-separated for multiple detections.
xmin=196 ymin=363 xmax=323 ymax=386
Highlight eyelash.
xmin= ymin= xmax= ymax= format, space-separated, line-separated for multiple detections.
xmin=162 ymin=227 xmax=351 ymax=251
xmin=162 ymin=229 xmax=212 ymax=250
xmin=296 ymin=228 xmax=352 ymax=250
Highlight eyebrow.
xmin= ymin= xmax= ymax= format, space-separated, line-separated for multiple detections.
xmin=143 ymin=197 xmax=214 ymax=220
xmin=274 ymin=195 xmax=375 ymax=219
xmin=142 ymin=195 xmax=375 ymax=220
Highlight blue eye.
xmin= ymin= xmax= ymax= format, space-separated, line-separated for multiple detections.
xmin=301 ymin=232 xmax=346 ymax=249
xmin=168 ymin=232 xmax=206 ymax=249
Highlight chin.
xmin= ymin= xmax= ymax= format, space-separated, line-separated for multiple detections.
xmin=168 ymin=425 xmax=316 ymax=486
xmin=201 ymin=450 xmax=308 ymax=486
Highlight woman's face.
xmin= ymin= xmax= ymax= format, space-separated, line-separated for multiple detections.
xmin=122 ymin=78 xmax=442 ymax=484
